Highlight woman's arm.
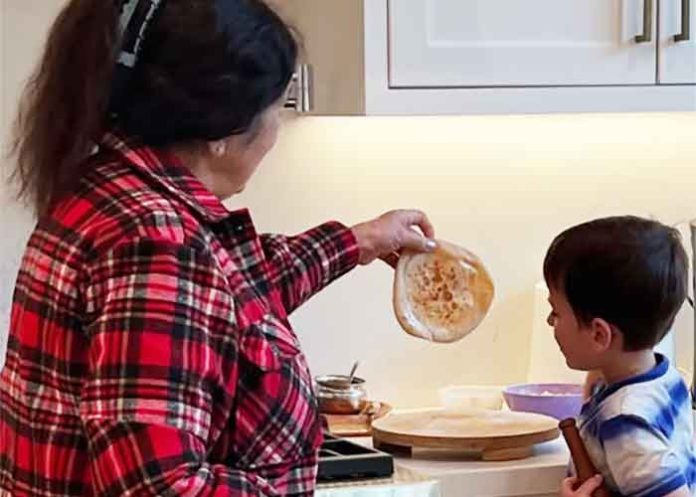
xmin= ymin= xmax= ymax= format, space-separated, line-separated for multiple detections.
xmin=260 ymin=210 xmax=435 ymax=314
xmin=259 ymin=221 xmax=360 ymax=314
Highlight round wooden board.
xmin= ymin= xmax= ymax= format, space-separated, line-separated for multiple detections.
xmin=372 ymin=408 xmax=560 ymax=461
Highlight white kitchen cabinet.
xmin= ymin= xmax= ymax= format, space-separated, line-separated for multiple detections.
xmin=389 ymin=0 xmax=656 ymax=87
xmin=282 ymin=0 xmax=696 ymax=115
xmin=659 ymin=0 xmax=696 ymax=83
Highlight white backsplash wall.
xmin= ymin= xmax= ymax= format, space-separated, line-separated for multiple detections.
xmin=2 ymin=1 xmax=696 ymax=408
xmin=228 ymin=113 xmax=696 ymax=407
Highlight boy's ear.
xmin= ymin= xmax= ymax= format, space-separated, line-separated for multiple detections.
xmin=590 ymin=317 xmax=615 ymax=352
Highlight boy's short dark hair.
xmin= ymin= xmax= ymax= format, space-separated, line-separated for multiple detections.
xmin=543 ymin=216 xmax=688 ymax=351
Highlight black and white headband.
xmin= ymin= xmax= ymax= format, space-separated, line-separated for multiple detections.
xmin=116 ymin=0 xmax=163 ymax=68
xmin=110 ymin=0 xmax=164 ymax=112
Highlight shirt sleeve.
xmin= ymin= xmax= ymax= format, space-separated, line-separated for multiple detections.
xmin=80 ymin=238 xmax=277 ymax=497
xmin=259 ymin=221 xmax=360 ymax=314
xmin=601 ymin=415 xmax=689 ymax=497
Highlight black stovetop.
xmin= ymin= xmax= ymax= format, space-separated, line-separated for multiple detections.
xmin=317 ymin=434 xmax=394 ymax=482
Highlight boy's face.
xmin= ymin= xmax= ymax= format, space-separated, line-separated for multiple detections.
xmin=547 ymin=288 xmax=602 ymax=371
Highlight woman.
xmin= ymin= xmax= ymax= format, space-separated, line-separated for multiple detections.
xmin=0 ymin=1 xmax=436 ymax=496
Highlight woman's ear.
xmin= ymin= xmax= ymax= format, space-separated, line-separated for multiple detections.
xmin=590 ymin=317 xmax=615 ymax=352
xmin=208 ymin=139 xmax=227 ymax=158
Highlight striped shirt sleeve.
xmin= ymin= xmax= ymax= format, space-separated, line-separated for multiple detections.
xmin=601 ymin=415 xmax=689 ymax=497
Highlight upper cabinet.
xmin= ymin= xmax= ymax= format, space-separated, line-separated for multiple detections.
xmin=282 ymin=0 xmax=696 ymax=115
xmin=660 ymin=0 xmax=696 ymax=83
xmin=389 ymin=0 xmax=656 ymax=87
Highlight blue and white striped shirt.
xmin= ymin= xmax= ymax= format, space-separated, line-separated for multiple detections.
xmin=578 ymin=354 xmax=696 ymax=497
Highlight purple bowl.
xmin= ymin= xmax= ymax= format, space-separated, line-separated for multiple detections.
xmin=503 ymin=383 xmax=583 ymax=420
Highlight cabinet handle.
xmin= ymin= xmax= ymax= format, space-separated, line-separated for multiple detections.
xmin=635 ymin=0 xmax=654 ymax=43
xmin=675 ymin=0 xmax=691 ymax=42
xmin=284 ymin=64 xmax=313 ymax=113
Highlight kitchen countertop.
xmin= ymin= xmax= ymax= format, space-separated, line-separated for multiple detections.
xmin=316 ymin=463 xmax=440 ymax=497
xmin=335 ymin=436 xmax=570 ymax=497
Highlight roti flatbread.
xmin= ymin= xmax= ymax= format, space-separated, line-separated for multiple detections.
xmin=393 ymin=240 xmax=494 ymax=343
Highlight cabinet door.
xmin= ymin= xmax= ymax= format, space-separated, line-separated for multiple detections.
xmin=659 ymin=0 xmax=696 ymax=83
xmin=388 ymin=0 xmax=657 ymax=87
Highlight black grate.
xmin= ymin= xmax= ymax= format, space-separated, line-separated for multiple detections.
xmin=317 ymin=434 xmax=395 ymax=482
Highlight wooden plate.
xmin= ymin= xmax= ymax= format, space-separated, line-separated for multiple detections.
xmin=372 ymin=408 xmax=559 ymax=461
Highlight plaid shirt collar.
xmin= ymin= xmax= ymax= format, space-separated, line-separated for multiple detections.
xmin=100 ymin=132 xmax=234 ymax=224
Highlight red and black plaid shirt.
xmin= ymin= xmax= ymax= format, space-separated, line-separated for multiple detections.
xmin=0 ymin=133 xmax=359 ymax=496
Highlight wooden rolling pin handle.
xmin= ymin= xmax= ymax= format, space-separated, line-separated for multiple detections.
xmin=559 ymin=418 xmax=614 ymax=497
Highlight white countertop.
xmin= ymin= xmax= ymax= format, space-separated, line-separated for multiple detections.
xmin=326 ymin=436 xmax=570 ymax=497
xmin=316 ymin=464 xmax=440 ymax=497
xmin=392 ymin=437 xmax=569 ymax=497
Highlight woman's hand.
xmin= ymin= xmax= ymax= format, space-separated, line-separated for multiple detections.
xmin=560 ymin=475 xmax=604 ymax=497
xmin=351 ymin=209 xmax=436 ymax=267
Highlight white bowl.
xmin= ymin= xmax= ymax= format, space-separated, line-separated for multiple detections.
xmin=438 ymin=385 xmax=504 ymax=412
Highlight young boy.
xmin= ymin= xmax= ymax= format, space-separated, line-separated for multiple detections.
xmin=543 ymin=216 xmax=695 ymax=497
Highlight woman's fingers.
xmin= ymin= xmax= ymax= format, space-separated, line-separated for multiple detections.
xmin=402 ymin=209 xmax=436 ymax=239
xmin=400 ymin=228 xmax=437 ymax=253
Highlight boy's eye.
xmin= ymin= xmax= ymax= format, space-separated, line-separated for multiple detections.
xmin=547 ymin=312 xmax=557 ymax=326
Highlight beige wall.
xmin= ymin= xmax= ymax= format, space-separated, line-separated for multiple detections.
xmin=2 ymin=1 xmax=695 ymax=408
xmin=226 ymin=113 xmax=696 ymax=406
xmin=1 ymin=1 xmax=61 ymax=363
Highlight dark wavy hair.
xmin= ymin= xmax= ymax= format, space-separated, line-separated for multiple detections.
xmin=10 ymin=0 xmax=298 ymax=216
